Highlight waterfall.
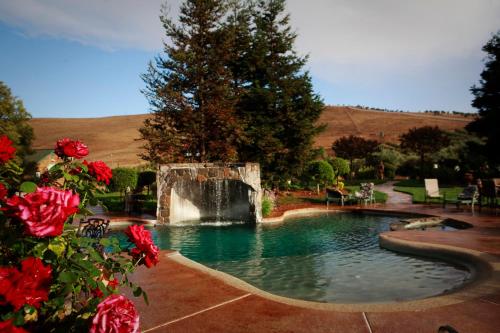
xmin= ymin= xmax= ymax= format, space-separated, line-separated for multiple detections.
xmin=158 ymin=163 xmax=262 ymax=224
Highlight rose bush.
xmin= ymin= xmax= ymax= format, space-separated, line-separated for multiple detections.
xmin=0 ymin=136 xmax=16 ymax=164
xmin=0 ymin=137 xmax=158 ymax=332
xmin=125 ymin=225 xmax=159 ymax=268
xmin=89 ymin=295 xmax=139 ymax=333
xmin=84 ymin=161 xmax=112 ymax=185
xmin=54 ymin=138 xmax=89 ymax=159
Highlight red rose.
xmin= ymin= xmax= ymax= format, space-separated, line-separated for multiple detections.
xmin=0 ymin=319 xmax=28 ymax=333
xmin=84 ymin=160 xmax=112 ymax=185
xmin=0 ymin=257 xmax=52 ymax=311
xmin=0 ymin=183 xmax=7 ymax=201
xmin=89 ymin=294 xmax=139 ymax=333
xmin=6 ymin=187 xmax=80 ymax=237
xmin=0 ymin=135 xmax=16 ymax=163
xmin=54 ymin=138 xmax=89 ymax=159
xmin=125 ymin=225 xmax=159 ymax=268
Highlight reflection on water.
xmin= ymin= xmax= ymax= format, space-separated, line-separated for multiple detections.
xmin=111 ymin=212 xmax=471 ymax=303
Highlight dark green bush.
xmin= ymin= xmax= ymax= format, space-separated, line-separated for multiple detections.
xmin=137 ymin=170 xmax=156 ymax=194
xmin=109 ymin=167 xmax=138 ymax=193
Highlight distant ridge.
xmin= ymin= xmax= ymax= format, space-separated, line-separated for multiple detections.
xmin=30 ymin=106 xmax=473 ymax=167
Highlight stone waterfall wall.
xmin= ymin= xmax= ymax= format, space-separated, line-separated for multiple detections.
xmin=156 ymin=163 xmax=262 ymax=224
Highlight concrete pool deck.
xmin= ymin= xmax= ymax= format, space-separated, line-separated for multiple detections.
xmin=120 ymin=203 xmax=500 ymax=333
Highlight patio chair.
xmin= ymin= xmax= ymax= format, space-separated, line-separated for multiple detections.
xmin=444 ymin=185 xmax=479 ymax=212
xmin=326 ymin=188 xmax=348 ymax=208
xmin=424 ymin=179 xmax=445 ymax=204
xmin=77 ymin=217 xmax=110 ymax=239
xmin=480 ymin=179 xmax=497 ymax=208
xmin=355 ymin=183 xmax=375 ymax=205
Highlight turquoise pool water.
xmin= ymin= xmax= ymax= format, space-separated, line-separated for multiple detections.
xmin=111 ymin=212 xmax=472 ymax=303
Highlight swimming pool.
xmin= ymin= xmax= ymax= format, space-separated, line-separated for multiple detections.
xmin=111 ymin=212 xmax=472 ymax=303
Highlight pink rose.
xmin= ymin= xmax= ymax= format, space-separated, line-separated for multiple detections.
xmin=6 ymin=187 xmax=80 ymax=237
xmin=0 ymin=135 xmax=16 ymax=164
xmin=125 ymin=225 xmax=159 ymax=268
xmin=84 ymin=160 xmax=112 ymax=185
xmin=0 ymin=257 xmax=52 ymax=311
xmin=89 ymin=294 xmax=139 ymax=333
xmin=54 ymin=138 xmax=89 ymax=159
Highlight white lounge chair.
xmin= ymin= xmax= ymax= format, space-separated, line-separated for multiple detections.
xmin=424 ymin=179 xmax=445 ymax=204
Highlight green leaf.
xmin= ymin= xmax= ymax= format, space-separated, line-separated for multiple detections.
xmin=32 ymin=242 xmax=48 ymax=258
xmin=20 ymin=181 xmax=37 ymax=193
xmin=133 ymin=286 xmax=143 ymax=297
xmin=58 ymin=271 xmax=78 ymax=284
xmin=48 ymin=238 xmax=66 ymax=257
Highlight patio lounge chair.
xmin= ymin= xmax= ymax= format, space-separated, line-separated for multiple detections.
xmin=424 ymin=179 xmax=445 ymax=204
xmin=444 ymin=185 xmax=479 ymax=212
xmin=326 ymin=188 xmax=348 ymax=208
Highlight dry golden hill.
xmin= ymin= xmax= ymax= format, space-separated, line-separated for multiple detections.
xmin=30 ymin=106 xmax=473 ymax=167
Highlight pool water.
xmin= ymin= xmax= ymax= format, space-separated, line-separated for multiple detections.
xmin=112 ymin=212 xmax=472 ymax=303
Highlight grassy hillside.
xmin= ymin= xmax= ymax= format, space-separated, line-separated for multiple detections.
xmin=30 ymin=106 xmax=473 ymax=167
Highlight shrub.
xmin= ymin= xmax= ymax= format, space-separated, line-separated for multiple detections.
xmin=328 ymin=157 xmax=350 ymax=178
xmin=262 ymin=196 xmax=273 ymax=217
xmin=304 ymin=160 xmax=335 ymax=191
xmin=137 ymin=170 xmax=156 ymax=194
xmin=110 ymin=168 xmax=138 ymax=193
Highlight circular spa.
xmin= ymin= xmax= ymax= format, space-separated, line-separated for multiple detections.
xmin=111 ymin=212 xmax=473 ymax=303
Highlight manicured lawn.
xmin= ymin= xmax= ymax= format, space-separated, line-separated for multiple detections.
xmin=394 ymin=186 xmax=463 ymax=204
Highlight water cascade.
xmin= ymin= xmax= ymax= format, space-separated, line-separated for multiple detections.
xmin=157 ymin=163 xmax=262 ymax=224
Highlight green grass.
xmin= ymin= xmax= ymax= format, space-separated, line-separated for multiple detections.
xmin=393 ymin=186 xmax=463 ymax=204
xmin=96 ymin=192 xmax=157 ymax=213
xmin=344 ymin=186 xmax=388 ymax=203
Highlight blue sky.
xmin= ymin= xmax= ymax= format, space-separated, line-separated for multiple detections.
xmin=0 ymin=0 xmax=499 ymax=118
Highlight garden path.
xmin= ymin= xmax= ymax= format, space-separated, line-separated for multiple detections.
xmin=374 ymin=181 xmax=412 ymax=205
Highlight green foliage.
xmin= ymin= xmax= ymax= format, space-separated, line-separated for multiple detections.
xmin=140 ymin=0 xmax=241 ymax=163
xmin=0 ymin=146 xmax=149 ymax=331
xmin=467 ymin=30 xmax=500 ymax=167
xmin=109 ymin=168 xmax=138 ymax=193
xmin=141 ymin=0 xmax=324 ymax=183
xmin=400 ymin=126 xmax=450 ymax=178
xmin=332 ymin=135 xmax=379 ymax=171
xmin=0 ymin=81 xmax=34 ymax=163
xmin=261 ymin=196 xmax=273 ymax=217
xmin=235 ymin=0 xmax=324 ymax=182
xmin=368 ymin=143 xmax=408 ymax=179
xmin=137 ymin=170 xmax=156 ymax=194
xmin=304 ymin=160 xmax=334 ymax=189
xmin=328 ymin=157 xmax=350 ymax=178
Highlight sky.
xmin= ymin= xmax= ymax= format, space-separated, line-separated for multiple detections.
xmin=0 ymin=0 xmax=499 ymax=118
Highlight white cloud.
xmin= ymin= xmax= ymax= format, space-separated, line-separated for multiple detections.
xmin=0 ymin=0 xmax=169 ymax=50
xmin=1 ymin=0 xmax=498 ymax=111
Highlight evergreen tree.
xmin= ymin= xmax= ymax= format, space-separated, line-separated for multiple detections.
xmin=236 ymin=0 xmax=324 ymax=184
xmin=467 ymin=31 xmax=500 ymax=167
xmin=140 ymin=0 xmax=241 ymax=163
xmin=0 ymin=81 xmax=34 ymax=163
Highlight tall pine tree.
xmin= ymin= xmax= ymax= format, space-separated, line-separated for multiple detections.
xmin=236 ymin=0 xmax=324 ymax=183
xmin=140 ymin=0 xmax=241 ymax=163
xmin=467 ymin=31 xmax=500 ymax=167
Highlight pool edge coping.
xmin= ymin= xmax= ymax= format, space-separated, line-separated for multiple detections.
xmin=164 ymin=208 xmax=500 ymax=313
